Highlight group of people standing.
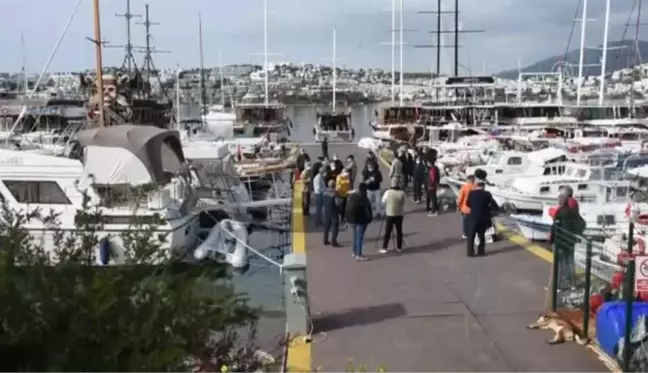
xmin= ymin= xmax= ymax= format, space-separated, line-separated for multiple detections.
xmin=296 ymin=142 xmax=449 ymax=261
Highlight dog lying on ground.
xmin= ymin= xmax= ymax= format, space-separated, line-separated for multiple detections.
xmin=527 ymin=313 xmax=587 ymax=345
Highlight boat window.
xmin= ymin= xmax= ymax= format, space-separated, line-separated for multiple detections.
xmin=564 ymin=167 xmax=575 ymax=177
xmin=575 ymin=168 xmax=588 ymax=178
xmin=539 ymin=186 xmax=550 ymax=193
xmin=589 ymin=169 xmax=602 ymax=180
xmin=577 ymin=184 xmax=588 ymax=190
xmin=596 ymin=215 xmax=615 ymax=226
xmin=507 ymin=156 xmax=522 ymax=165
xmin=488 ymin=155 xmax=501 ymax=165
xmin=616 ymin=186 xmax=629 ymax=198
xmin=3 ymin=180 xmax=71 ymax=205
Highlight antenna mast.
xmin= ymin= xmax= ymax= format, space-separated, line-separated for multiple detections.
xmin=416 ymin=0 xmax=482 ymax=77
xmin=576 ymin=0 xmax=589 ymax=106
xmin=20 ymin=33 xmax=27 ymax=95
xmin=135 ymin=4 xmax=170 ymax=98
xmin=113 ymin=0 xmax=141 ymax=74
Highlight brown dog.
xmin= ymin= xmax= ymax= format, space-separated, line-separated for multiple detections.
xmin=527 ymin=313 xmax=587 ymax=345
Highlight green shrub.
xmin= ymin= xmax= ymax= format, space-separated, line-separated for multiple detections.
xmin=0 ymin=188 xmax=265 ymax=371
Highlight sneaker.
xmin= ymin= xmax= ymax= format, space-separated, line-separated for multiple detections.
xmin=462 ymin=235 xmax=467 ymax=239
xmin=379 ymin=249 xmax=388 ymax=254
xmin=427 ymin=212 xmax=434 ymax=217
xmin=355 ymin=256 xmax=368 ymax=261
xmin=352 ymin=254 xmax=357 ymax=259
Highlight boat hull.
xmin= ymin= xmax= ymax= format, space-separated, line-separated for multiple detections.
xmin=313 ymin=127 xmax=354 ymax=143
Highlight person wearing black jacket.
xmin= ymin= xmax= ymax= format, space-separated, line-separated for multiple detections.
xmin=345 ymin=183 xmax=373 ymax=261
xmin=321 ymin=136 xmax=329 ymax=159
xmin=332 ymin=154 xmax=344 ymax=176
xmin=398 ymin=151 xmax=409 ymax=190
xmin=412 ymin=156 xmax=427 ymax=204
xmin=364 ymin=151 xmax=378 ymax=170
xmin=465 ymin=181 xmax=498 ymax=257
xmin=296 ymin=148 xmax=310 ymax=172
xmin=362 ymin=162 xmax=383 ymax=218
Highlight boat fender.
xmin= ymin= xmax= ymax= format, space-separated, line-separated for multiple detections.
xmin=351 ymin=128 xmax=355 ymax=140
xmin=312 ymin=127 xmax=316 ymax=136
xmin=99 ymin=237 xmax=111 ymax=265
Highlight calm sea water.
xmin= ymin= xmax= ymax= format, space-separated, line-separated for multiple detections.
xmin=181 ymin=104 xmax=380 ymax=353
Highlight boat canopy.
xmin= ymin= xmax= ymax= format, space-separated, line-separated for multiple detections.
xmin=527 ymin=148 xmax=566 ymax=165
xmin=77 ymin=124 xmax=185 ymax=185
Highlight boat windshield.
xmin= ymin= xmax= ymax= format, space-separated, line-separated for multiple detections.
xmin=319 ymin=114 xmax=349 ymax=131
xmin=383 ymin=106 xmax=418 ymax=124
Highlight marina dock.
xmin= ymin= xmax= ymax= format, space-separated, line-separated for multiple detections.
xmin=287 ymin=144 xmax=610 ymax=372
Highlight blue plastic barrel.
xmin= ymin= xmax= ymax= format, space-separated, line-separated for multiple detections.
xmin=99 ymin=237 xmax=111 ymax=265
xmin=596 ymin=301 xmax=648 ymax=357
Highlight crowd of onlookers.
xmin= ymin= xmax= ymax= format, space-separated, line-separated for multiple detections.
xmin=293 ymin=140 xmax=585 ymax=267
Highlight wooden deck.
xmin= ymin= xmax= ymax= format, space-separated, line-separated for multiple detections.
xmin=296 ymin=143 xmax=610 ymax=372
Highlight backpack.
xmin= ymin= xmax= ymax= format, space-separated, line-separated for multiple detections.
xmin=574 ymin=214 xmax=587 ymax=235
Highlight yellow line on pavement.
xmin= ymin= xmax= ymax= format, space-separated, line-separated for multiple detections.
xmin=286 ymin=181 xmax=311 ymax=372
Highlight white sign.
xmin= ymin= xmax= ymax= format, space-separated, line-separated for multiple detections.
xmin=635 ymin=256 xmax=648 ymax=291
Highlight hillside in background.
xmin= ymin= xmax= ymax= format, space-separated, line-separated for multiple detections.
xmin=496 ymin=40 xmax=648 ymax=79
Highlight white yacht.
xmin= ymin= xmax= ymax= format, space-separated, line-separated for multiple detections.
xmin=489 ymin=162 xmax=634 ymax=213
xmin=0 ymin=125 xmax=200 ymax=265
xmin=510 ymin=183 xmax=635 ymax=241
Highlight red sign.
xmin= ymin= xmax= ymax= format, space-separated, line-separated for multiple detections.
xmin=635 ymin=256 xmax=648 ymax=291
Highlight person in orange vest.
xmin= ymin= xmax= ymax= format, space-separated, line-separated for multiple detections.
xmin=456 ymin=175 xmax=476 ymax=239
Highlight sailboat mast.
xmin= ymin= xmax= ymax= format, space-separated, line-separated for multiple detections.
xmin=176 ymin=64 xmax=181 ymax=130
xmin=263 ymin=0 xmax=269 ymax=105
xmin=92 ymin=0 xmax=105 ymax=127
xmin=198 ymin=13 xmax=207 ymax=117
xmin=576 ymin=0 xmax=588 ymax=106
xmin=399 ymin=0 xmax=404 ymax=106
xmin=391 ymin=0 xmax=396 ymax=103
xmin=333 ymin=27 xmax=337 ymax=111
xmin=598 ymin=0 xmax=610 ymax=106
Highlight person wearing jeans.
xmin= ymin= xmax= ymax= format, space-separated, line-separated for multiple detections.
xmin=381 ymin=179 xmax=406 ymax=253
xmin=362 ymin=162 xmax=383 ymax=218
xmin=456 ymin=175 xmax=475 ymax=239
xmin=322 ymin=180 xmax=340 ymax=246
xmin=345 ymin=183 xmax=373 ymax=261
xmin=312 ymin=167 xmax=327 ymax=226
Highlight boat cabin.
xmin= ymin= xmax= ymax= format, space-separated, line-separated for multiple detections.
xmin=236 ymin=103 xmax=286 ymax=125
xmin=316 ymin=112 xmax=351 ymax=131
xmin=377 ymin=105 xmax=421 ymax=125
xmin=495 ymin=103 xmax=576 ymax=126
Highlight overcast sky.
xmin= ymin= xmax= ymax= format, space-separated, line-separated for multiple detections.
xmin=0 ymin=0 xmax=643 ymax=74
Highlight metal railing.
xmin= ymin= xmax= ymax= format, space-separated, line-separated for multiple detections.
xmin=550 ymin=224 xmax=646 ymax=372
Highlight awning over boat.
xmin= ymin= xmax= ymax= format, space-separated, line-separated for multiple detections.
xmin=77 ymin=124 xmax=185 ymax=185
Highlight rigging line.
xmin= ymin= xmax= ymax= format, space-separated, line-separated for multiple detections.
xmin=563 ymin=0 xmax=582 ymax=63
xmin=616 ymin=0 xmax=639 ymax=72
